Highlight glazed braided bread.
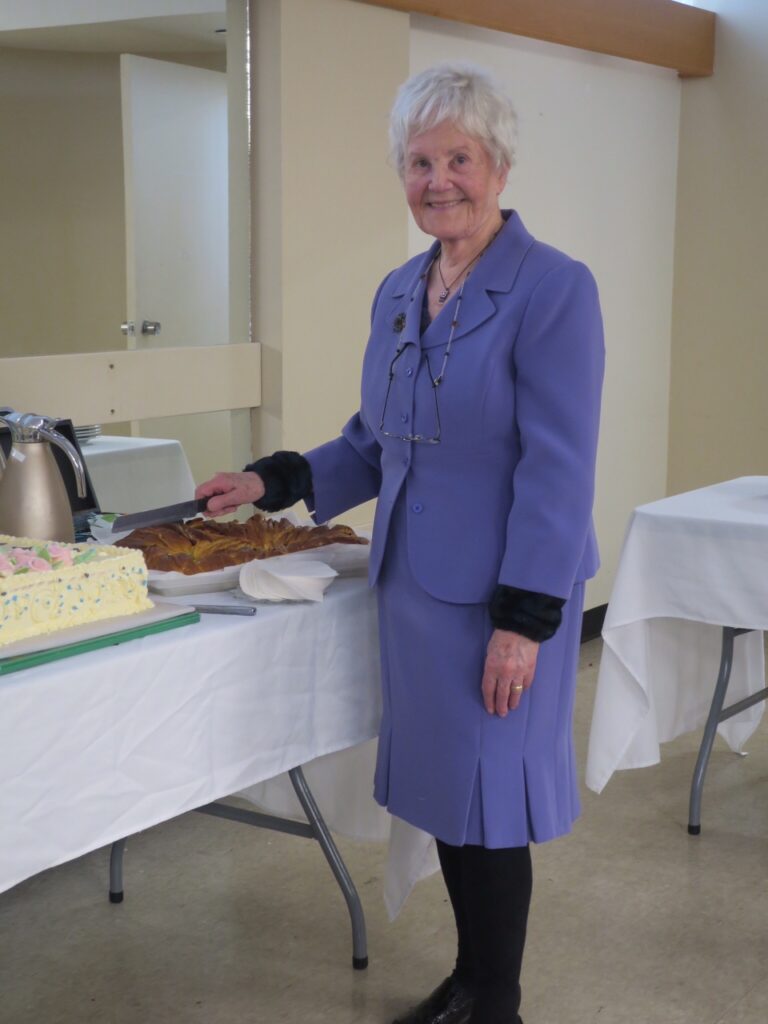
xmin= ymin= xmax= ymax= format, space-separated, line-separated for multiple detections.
xmin=115 ymin=514 xmax=367 ymax=575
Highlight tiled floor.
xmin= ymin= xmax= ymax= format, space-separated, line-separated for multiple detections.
xmin=1 ymin=639 xmax=766 ymax=1023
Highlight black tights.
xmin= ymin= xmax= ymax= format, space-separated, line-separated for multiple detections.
xmin=436 ymin=839 xmax=532 ymax=1024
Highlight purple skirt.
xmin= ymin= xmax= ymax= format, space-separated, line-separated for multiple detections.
xmin=373 ymin=494 xmax=584 ymax=848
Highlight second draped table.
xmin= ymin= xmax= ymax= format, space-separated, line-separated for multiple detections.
xmin=587 ymin=477 xmax=768 ymax=796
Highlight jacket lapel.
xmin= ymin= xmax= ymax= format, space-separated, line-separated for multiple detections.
xmin=384 ymin=244 xmax=437 ymax=353
xmin=420 ymin=210 xmax=536 ymax=350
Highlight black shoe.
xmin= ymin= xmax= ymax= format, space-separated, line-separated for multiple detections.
xmin=392 ymin=975 xmax=474 ymax=1024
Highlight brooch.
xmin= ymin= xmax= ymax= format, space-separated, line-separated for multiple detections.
xmin=393 ymin=312 xmax=406 ymax=333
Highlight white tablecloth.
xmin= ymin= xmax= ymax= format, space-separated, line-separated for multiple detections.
xmin=0 ymin=578 xmax=435 ymax=917
xmin=587 ymin=477 xmax=768 ymax=793
xmin=82 ymin=435 xmax=196 ymax=513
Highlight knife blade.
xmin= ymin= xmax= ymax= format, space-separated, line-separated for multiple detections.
xmin=111 ymin=498 xmax=209 ymax=533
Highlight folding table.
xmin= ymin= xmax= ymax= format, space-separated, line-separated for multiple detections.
xmin=0 ymin=577 xmax=382 ymax=966
xmin=587 ymin=477 xmax=768 ymax=831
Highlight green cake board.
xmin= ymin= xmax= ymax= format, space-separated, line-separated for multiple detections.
xmin=0 ymin=609 xmax=200 ymax=676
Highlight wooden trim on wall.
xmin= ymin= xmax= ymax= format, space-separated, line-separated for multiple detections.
xmin=354 ymin=0 xmax=716 ymax=78
xmin=0 ymin=344 xmax=261 ymax=426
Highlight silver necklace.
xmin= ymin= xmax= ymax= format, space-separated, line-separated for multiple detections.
xmin=435 ymin=226 xmax=501 ymax=303
xmin=436 ymin=251 xmax=481 ymax=303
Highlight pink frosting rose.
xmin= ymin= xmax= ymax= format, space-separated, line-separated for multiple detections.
xmin=48 ymin=543 xmax=75 ymax=567
xmin=9 ymin=548 xmax=34 ymax=563
xmin=9 ymin=549 xmax=51 ymax=572
xmin=27 ymin=557 xmax=52 ymax=572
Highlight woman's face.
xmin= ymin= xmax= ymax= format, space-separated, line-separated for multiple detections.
xmin=403 ymin=121 xmax=508 ymax=246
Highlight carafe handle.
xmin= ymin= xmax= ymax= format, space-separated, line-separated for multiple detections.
xmin=0 ymin=411 xmax=12 ymax=475
xmin=39 ymin=427 xmax=87 ymax=498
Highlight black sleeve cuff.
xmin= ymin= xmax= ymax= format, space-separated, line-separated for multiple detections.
xmin=489 ymin=584 xmax=565 ymax=642
xmin=243 ymin=451 xmax=314 ymax=513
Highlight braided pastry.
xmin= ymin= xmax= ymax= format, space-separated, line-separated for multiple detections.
xmin=114 ymin=514 xmax=367 ymax=575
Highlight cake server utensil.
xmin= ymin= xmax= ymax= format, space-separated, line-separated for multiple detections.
xmin=188 ymin=604 xmax=257 ymax=616
xmin=111 ymin=498 xmax=209 ymax=533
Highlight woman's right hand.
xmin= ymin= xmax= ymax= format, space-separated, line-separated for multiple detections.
xmin=195 ymin=471 xmax=265 ymax=516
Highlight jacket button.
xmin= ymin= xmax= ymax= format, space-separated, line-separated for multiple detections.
xmin=405 ymin=367 xmax=414 ymax=377
xmin=400 ymin=413 xmax=409 ymax=423
xmin=411 ymin=502 xmax=423 ymax=514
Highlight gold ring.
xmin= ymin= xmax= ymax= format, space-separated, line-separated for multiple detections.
xmin=511 ymin=684 xmax=524 ymax=692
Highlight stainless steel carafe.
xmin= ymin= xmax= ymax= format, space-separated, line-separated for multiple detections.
xmin=0 ymin=411 xmax=86 ymax=541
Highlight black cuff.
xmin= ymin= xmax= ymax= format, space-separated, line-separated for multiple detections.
xmin=489 ymin=584 xmax=565 ymax=642
xmin=243 ymin=451 xmax=313 ymax=513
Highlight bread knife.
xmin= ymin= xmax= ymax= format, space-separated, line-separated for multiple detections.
xmin=111 ymin=498 xmax=209 ymax=533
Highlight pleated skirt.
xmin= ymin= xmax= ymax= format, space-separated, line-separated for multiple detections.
xmin=373 ymin=493 xmax=585 ymax=848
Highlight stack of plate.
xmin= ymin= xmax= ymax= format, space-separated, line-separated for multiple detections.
xmin=74 ymin=424 xmax=102 ymax=445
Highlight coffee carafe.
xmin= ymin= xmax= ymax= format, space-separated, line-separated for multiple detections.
xmin=0 ymin=411 xmax=87 ymax=541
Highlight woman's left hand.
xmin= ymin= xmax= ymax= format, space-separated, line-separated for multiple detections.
xmin=482 ymin=629 xmax=540 ymax=716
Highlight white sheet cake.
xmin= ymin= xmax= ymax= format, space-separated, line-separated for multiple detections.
xmin=0 ymin=534 xmax=153 ymax=648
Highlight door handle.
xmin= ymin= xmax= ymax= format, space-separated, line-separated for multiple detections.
xmin=141 ymin=320 xmax=162 ymax=336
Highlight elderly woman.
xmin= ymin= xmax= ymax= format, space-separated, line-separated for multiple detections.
xmin=197 ymin=64 xmax=604 ymax=1024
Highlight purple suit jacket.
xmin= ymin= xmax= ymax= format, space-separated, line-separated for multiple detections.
xmin=305 ymin=210 xmax=604 ymax=604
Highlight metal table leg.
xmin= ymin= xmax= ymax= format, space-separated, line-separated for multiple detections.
xmin=288 ymin=766 xmax=368 ymax=969
xmin=688 ymin=627 xmax=767 ymax=835
xmin=108 ymin=766 xmax=368 ymax=969
xmin=109 ymin=837 xmax=126 ymax=903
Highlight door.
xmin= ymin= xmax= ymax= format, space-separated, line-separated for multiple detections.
xmin=121 ymin=53 xmax=229 ymax=349
xmin=121 ymin=54 xmax=242 ymax=485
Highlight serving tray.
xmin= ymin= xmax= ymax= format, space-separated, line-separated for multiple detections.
xmin=148 ymin=540 xmax=370 ymax=596
xmin=91 ymin=514 xmax=371 ymax=597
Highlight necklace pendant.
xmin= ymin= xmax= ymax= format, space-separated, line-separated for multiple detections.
xmin=438 ymin=288 xmax=449 ymax=303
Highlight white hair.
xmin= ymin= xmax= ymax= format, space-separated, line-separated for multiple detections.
xmin=389 ymin=63 xmax=517 ymax=179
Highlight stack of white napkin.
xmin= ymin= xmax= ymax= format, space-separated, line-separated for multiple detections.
xmin=239 ymin=555 xmax=338 ymax=602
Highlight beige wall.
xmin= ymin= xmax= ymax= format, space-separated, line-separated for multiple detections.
xmin=250 ymin=0 xmax=410 ymax=525
xmin=669 ymin=0 xmax=768 ymax=493
xmin=0 ymin=49 xmax=126 ymax=358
